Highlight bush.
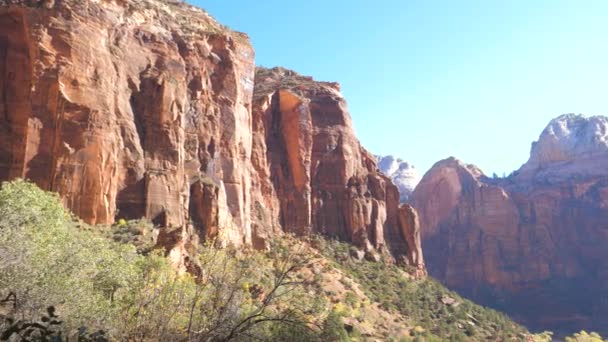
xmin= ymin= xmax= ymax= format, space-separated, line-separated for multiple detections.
xmin=0 ymin=180 xmax=138 ymax=334
xmin=320 ymin=310 xmax=350 ymax=342
xmin=109 ymin=218 xmax=155 ymax=254
xmin=565 ymin=331 xmax=604 ymax=342
xmin=313 ymin=237 xmax=528 ymax=341
xmin=0 ymin=180 xmax=329 ymax=340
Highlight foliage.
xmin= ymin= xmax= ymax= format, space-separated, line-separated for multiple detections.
xmin=313 ymin=236 xmax=529 ymax=341
xmin=0 ymin=180 xmax=332 ymax=340
xmin=108 ymin=218 xmax=156 ymax=254
xmin=531 ymin=331 xmax=553 ymax=342
xmin=320 ymin=310 xmax=350 ymax=342
xmin=565 ymin=331 xmax=604 ymax=342
xmin=0 ymin=179 xmax=137 ymax=334
xmin=0 ymin=306 xmax=108 ymax=341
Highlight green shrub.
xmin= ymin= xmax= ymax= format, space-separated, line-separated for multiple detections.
xmin=313 ymin=236 xmax=528 ymax=341
xmin=109 ymin=218 xmax=155 ymax=254
xmin=344 ymin=291 xmax=358 ymax=308
xmin=565 ymin=331 xmax=604 ymax=342
xmin=0 ymin=180 xmax=329 ymax=340
xmin=321 ymin=310 xmax=350 ymax=342
xmin=0 ymin=180 xmax=138 ymax=334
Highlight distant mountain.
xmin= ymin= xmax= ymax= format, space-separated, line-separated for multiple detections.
xmin=375 ymin=155 xmax=421 ymax=202
xmin=516 ymin=113 xmax=608 ymax=183
xmin=412 ymin=113 xmax=608 ymax=336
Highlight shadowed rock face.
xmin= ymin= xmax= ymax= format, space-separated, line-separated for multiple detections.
xmin=412 ymin=114 xmax=608 ymax=335
xmin=0 ymin=1 xmax=424 ymax=273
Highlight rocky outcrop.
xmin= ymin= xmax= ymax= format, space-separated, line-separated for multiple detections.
xmin=251 ymin=68 xmax=425 ymax=268
xmin=375 ymin=155 xmax=421 ymax=202
xmin=412 ymin=114 xmax=608 ymax=335
xmin=0 ymin=1 xmax=424 ymax=272
xmin=516 ymin=113 xmax=608 ymax=183
xmin=396 ymin=204 xmax=425 ymax=276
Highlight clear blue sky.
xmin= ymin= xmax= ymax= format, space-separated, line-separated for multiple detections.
xmin=194 ymin=0 xmax=608 ymax=176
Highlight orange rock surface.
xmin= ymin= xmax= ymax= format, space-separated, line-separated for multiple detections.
xmin=252 ymin=68 xmax=425 ymax=270
xmin=0 ymin=1 xmax=424 ymax=272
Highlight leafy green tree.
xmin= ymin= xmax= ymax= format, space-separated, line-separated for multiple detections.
xmin=0 ymin=180 xmax=138 ymax=334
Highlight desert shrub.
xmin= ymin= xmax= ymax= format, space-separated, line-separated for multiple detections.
xmin=0 ymin=180 xmax=138 ymax=334
xmin=268 ymin=322 xmax=321 ymax=342
xmin=532 ymin=331 xmax=553 ymax=341
xmin=313 ymin=236 xmax=528 ymax=341
xmin=565 ymin=331 xmax=604 ymax=342
xmin=320 ymin=310 xmax=350 ymax=342
xmin=344 ymin=291 xmax=358 ymax=308
xmin=109 ymin=218 xmax=156 ymax=254
xmin=0 ymin=180 xmax=328 ymax=340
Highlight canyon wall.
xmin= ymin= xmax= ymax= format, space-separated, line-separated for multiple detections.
xmin=412 ymin=114 xmax=608 ymax=334
xmin=0 ymin=0 xmax=423 ymax=272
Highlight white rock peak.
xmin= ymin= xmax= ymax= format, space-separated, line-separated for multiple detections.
xmin=375 ymin=155 xmax=421 ymax=202
xmin=517 ymin=113 xmax=608 ymax=182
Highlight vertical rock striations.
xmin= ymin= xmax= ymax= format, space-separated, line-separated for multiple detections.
xmin=0 ymin=0 xmax=255 ymax=250
xmin=0 ymin=1 xmax=424 ymax=272
xmin=251 ymin=67 xmax=424 ymax=270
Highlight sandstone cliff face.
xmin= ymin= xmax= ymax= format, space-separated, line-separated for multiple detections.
xmin=0 ymin=0 xmax=255 ymax=250
xmin=0 ymin=1 xmax=424 ymax=272
xmin=412 ymin=114 xmax=608 ymax=334
xmin=251 ymin=68 xmax=425 ymax=270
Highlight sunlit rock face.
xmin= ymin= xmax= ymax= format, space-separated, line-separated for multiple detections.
xmin=0 ymin=0 xmax=257 ymax=268
xmin=375 ymin=155 xmax=421 ymax=202
xmin=517 ymin=113 xmax=608 ymax=183
xmin=0 ymin=1 xmax=424 ymax=274
xmin=252 ymin=67 xmax=425 ymax=271
xmin=412 ymin=114 xmax=608 ymax=335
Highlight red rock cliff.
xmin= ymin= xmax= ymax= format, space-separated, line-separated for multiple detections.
xmin=0 ymin=1 xmax=424 ymax=271
xmin=0 ymin=0 xmax=255 ymax=246
xmin=251 ymin=67 xmax=425 ymax=270
xmin=412 ymin=114 xmax=608 ymax=334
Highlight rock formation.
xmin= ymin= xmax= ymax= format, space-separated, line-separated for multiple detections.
xmin=375 ymin=155 xmax=421 ymax=202
xmin=412 ymin=114 xmax=608 ymax=335
xmin=251 ymin=67 xmax=424 ymax=272
xmin=516 ymin=113 xmax=608 ymax=183
xmin=0 ymin=0 xmax=424 ymax=273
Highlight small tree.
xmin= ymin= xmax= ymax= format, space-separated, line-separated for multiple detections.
xmin=187 ymin=239 xmax=323 ymax=341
